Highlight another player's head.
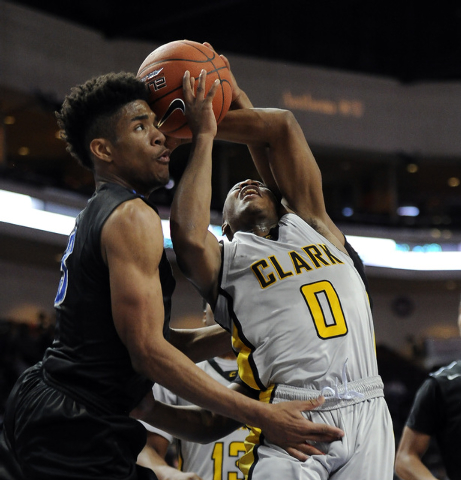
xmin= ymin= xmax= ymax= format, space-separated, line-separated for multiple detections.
xmin=222 ymin=179 xmax=280 ymax=240
xmin=57 ymin=72 xmax=171 ymax=195
xmin=56 ymin=72 xmax=152 ymax=171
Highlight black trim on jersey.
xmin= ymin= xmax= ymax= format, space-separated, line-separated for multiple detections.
xmin=248 ymin=442 xmax=262 ymax=480
xmin=217 ymin=287 xmax=267 ymax=392
xmin=207 ymin=358 xmax=238 ymax=383
xmin=233 ymin=375 xmax=260 ymax=399
xmin=264 ymin=225 xmax=279 ymax=241
xmin=269 ymin=385 xmax=278 ymax=404
xmin=343 ymin=236 xmax=373 ymax=310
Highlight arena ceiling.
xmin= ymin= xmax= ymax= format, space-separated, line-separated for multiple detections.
xmin=2 ymin=0 xmax=461 ymax=233
xmin=8 ymin=0 xmax=461 ymax=83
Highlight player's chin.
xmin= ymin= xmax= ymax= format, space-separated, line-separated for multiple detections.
xmin=156 ymin=172 xmax=170 ymax=186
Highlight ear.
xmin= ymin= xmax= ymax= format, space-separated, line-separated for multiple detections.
xmin=89 ymin=138 xmax=113 ymax=163
xmin=222 ymin=222 xmax=233 ymax=241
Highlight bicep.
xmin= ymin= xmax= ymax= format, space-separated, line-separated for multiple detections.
xmin=101 ymin=201 xmax=165 ymax=354
xmin=267 ymin=111 xmax=326 ymax=219
xmin=397 ymin=426 xmax=431 ymax=458
xmin=175 ymin=230 xmax=223 ymax=306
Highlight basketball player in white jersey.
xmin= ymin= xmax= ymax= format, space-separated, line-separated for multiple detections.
xmin=137 ymin=305 xmax=248 ymax=480
xmin=169 ymin=54 xmax=395 ymax=479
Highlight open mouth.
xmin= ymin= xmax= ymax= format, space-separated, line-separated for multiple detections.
xmin=240 ymin=185 xmax=260 ymax=199
xmin=158 ymin=150 xmax=171 ymax=164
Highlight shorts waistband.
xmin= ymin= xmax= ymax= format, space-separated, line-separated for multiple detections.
xmin=272 ymin=375 xmax=384 ymax=411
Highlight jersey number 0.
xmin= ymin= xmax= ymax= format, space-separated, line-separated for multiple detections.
xmin=301 ymin=280 xmax=348 ymax=339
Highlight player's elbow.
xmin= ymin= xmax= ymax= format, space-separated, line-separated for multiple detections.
xmin=262 ymin=109 xmax=299 ymax=141
xmin=394 ymin=451 xmax=413 ymax=479
xmin=272 ymin=108 xmax=297 ymax=128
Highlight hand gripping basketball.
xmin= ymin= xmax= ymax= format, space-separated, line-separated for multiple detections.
xmin=137 ymin=40 xmax=232 ymax=138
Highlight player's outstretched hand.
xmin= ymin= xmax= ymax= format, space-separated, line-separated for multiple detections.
xmin=261 ymin=396 xmax=344 ymax=461
xmin=182 ymin=69 xmax=218 ymax=139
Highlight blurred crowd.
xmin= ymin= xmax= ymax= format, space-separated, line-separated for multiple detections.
xmin=0 ymin=315 xmax=55 ymax=423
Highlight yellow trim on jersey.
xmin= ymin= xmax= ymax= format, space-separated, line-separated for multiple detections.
xmin=232 ymin=324 xmax=260 ymax=391
xmin=177 ymin=440 xmax=184 ymax=470
xmin=238 ymin=387 xmax=275 ymax=479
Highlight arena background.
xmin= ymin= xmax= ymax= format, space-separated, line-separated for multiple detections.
xmin=1 ymin=2 xmax=460 ymax=477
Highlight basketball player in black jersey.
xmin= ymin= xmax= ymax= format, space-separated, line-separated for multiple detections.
xmin=395 ymin=296 xmax=461 ymax=480
xmin=0 ymin=70 xmax=342 ymax=480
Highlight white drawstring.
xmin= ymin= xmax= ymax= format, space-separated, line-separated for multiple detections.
xmin=320 ymin=359 xmax=365 ymax=400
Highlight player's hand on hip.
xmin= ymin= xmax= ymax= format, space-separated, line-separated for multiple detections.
xmin=261 ymin=396 xmax=344 ymax=461
xmin=182 ymin=69 xmax=218 ymax=138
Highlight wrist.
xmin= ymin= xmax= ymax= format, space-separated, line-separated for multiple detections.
xmin=192 ymin=131 xmax=216 ymax=143
xmin=231 ymin=90 xmax=252 ymax=110
xmin=240 ymin=397 xmax=269 ymax=428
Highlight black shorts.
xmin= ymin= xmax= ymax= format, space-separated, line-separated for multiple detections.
xmin=0 ymin=363 xmax=157 ymax=480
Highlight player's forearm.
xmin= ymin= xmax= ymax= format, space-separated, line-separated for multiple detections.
xmin=140 ymin=401 xmax=242 ymax=444
xmin=170 ymin=134 xmax=213 ymax=250
xmin=395 ymin=454 xmax=437 ymax=480
xmin=169 ymin=325 xmax=231 ymax=363
xmin=135 ymin=337 xmax=266 ymax=428
xmin=137 ymin=443 xmax=170 ymax=472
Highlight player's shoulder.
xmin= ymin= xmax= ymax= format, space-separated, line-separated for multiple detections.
xmin=106 ymin=197 xmax=161 ymax=235
xmin=430 ymin=360 xmax=461 ymax=381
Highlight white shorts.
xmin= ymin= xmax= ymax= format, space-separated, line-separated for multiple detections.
xmin=241 ymin=377 xmax=395 ymax=480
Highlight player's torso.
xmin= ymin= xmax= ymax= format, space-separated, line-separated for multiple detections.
xmin=215 ymin=213 xmax=378 ymax=392
xmin=44 ymin=183 xmax=175 ymax=412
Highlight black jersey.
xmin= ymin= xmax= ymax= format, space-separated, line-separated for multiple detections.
xmin=42 ymin=182 xmax=176 ymax=415
xmin=407 ymin=360 xmax=461 ymax=480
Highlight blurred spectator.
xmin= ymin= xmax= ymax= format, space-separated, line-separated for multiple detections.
xmin=395 ymin=297 xmax=461 ymax=480
xmin=0 ymin=316 xmax=55 ymax=422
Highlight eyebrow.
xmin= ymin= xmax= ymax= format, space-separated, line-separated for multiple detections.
xmin=130 ymin=114 xmax=150 ymax=122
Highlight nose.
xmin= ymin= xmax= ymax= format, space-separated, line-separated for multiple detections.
xmin=151 ymin=126 xmax=166 ymax=146
xmin=240 ymin=179 xmax=257 ymax=188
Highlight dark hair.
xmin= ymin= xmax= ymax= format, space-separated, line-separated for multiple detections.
xmin=56 ymin=72 xmax=150 ymax=170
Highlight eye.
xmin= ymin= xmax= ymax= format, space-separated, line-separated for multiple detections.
xmin=134 ymin=123 xmax=145 ymax=131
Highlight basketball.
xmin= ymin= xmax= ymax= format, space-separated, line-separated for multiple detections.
xmin=137 ymin=40 xmax=233 ymax=138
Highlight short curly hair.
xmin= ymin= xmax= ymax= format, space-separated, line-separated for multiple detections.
xmin=56 ymin=72 xmax=150 ymax=170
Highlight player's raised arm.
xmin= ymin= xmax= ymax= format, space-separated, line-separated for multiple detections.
xmin=170 ymin=70 xmax=223 ymax=306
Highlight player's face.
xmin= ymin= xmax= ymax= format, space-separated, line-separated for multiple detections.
xmin=109 ymin=100 xmax=170 ymax=195
xmin=223 ymin=179 xmax=279 ymax=232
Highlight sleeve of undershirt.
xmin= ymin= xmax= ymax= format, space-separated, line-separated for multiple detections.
xmin=406 ymin=377 xmax=442 ymax=435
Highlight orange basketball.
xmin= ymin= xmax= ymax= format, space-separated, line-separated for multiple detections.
xmin=137 ymin=40 xmax=232 ymax=138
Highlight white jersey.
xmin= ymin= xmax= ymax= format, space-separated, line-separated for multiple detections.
xmin=148 ymin=358 xmax=248 ymax=480
xmin=214 ymin=213 xmax=378 ymax=394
